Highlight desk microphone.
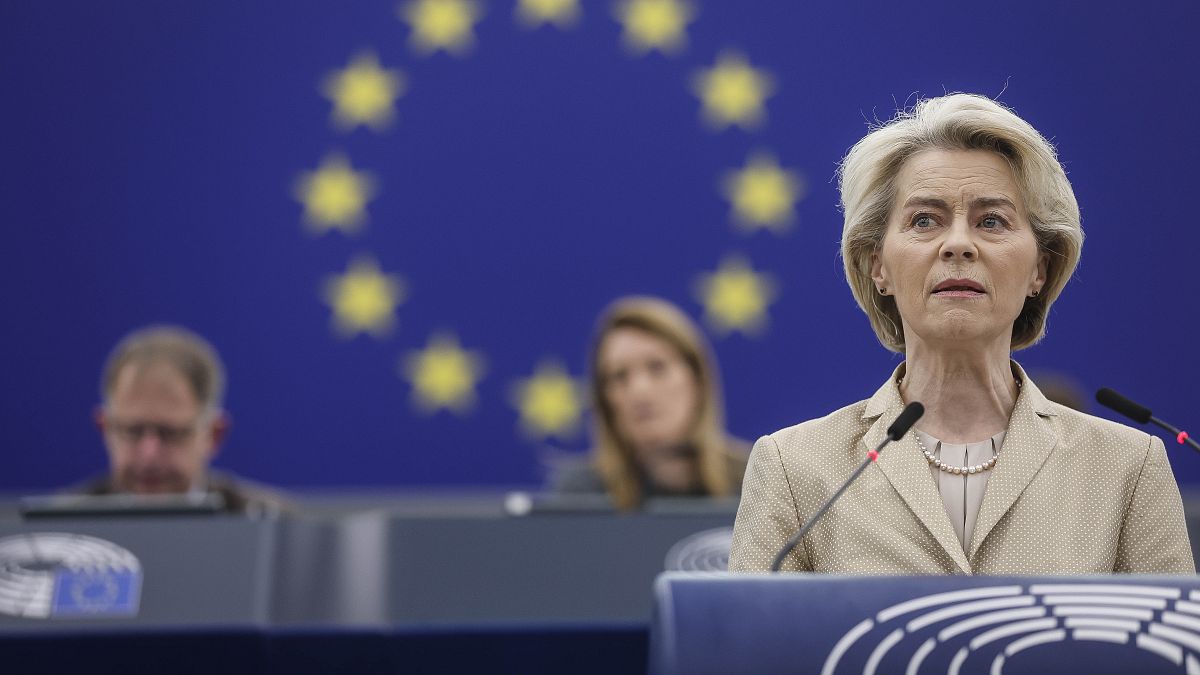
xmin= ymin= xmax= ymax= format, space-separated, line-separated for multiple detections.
xmin=769 ymin=402 xmax=924 ymax=572
xmin=1096 ymin=388 xmax=1200 ymax=453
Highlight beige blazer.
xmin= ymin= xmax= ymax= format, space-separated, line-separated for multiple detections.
xmin=729 ymin=363 xmax=1195 ymax=574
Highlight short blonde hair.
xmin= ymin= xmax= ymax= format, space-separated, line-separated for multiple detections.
xmin=589 ymin=297 xmax=736 ymax=510
xmin=839 ymin=94 xmax=1084 ymax=352
xmin=102 ymin=325 xmax=226 ymax=411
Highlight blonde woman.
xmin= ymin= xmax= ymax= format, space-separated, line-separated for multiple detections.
xmin=730 ymin=94 xmax=1193 ymax=574
xmin=554 ymin=297 xmax=748 ymax=511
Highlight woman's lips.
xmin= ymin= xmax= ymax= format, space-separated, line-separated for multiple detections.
xmin=630 ymin=409 xmax=659 ymax=424
xmin=932 ymin=279 xmax=985 ymax=297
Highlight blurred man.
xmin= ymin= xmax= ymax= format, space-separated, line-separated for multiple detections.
xmin=1029 ymin=369 xmax=1089 ymax=413
xmin=78 ymin=325 xmax=287 ymax=515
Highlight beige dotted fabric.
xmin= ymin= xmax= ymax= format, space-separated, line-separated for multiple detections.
xmin=728 ymin=362 xmax=1196 ymax=575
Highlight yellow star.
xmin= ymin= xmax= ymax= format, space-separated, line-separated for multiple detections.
xmin=321 ymin=52 xmax=406 ymax=132
xmin=511 ymin=360 xmax=583 ymax=439
xmin=613 ymin=0 xmax=695 ymax=55
xmin=399 ymin=0 xmax=484 ymax=56
xmin=721 ymin=153 xmax=805 ymax=233
xmin=691 ymin=51 xmax=775 ymax=130
xmin=516 ymin=0 xmax=580 ymax=28
xmin=294 ymin=154 xmax=377 ymax=235
xmin=694 ymin=256 xmax=777 ymax=336
xmin=401 ymin=333 xmax=486 ymax=414
xmin=323 ymin=256 xmax=406 ymax=338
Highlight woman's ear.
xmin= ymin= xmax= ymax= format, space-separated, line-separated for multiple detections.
xmin=870 ymin=251 xmax=886 ymax=287
xmin=1033 ymin=252 xmax=1049 ymax=294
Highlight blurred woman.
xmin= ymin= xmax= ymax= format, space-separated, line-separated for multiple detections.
xmin=554 ymin=296 xmax=748 ymax=510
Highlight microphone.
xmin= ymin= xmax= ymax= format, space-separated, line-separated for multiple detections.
xmin=1096 ymin=388 xmax=1200 ymax=453
xmin=888 ymin=401 xmax=926 ymax=441
xmin=769 ymin=402 xmax=924 ymax=572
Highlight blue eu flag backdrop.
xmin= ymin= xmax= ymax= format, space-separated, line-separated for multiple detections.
xmin=2 ymin=0 xmax=1199 ymax=489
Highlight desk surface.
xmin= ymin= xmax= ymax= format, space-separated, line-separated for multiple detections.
xmin=0 ymin=496 xmax=738 ymax=629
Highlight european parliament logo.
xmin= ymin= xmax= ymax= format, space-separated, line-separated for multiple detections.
xmin=664 ymin=526 xmax=733 ymax=572
xmin=0 ymin=533 xmax=142 ymax=619
xmin=823 ymin=583 xmax=1200 ymax=674
xmin=290 ymin=0 xmax=804 ymax=445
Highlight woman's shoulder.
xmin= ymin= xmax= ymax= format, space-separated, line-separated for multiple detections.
xmin=547 ymin=456 xmax=608 ymax=493
xmin=1046 ymin=402 xmax=1160 ymax=459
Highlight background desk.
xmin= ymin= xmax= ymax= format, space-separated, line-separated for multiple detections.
xmin=0 ymin=497 xmax=736 ymax=672
xmin=268 ymin=499 xmax=738 ymax=624
xmin=4 ymin=492 xmax=1200 ymax=673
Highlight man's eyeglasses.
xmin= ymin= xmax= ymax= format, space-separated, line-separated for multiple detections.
xmin=105 ymin=420 xmax=201 ymax=446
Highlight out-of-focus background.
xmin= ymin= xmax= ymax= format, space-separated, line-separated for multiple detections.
xmin=3 ymin=0 xmax=1199 ymax=493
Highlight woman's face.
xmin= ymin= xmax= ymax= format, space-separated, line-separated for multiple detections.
xmin=599 ymin=327 xmax=700 ymax=455
xmin=871 ymin=149 xmax=1048 ymax=350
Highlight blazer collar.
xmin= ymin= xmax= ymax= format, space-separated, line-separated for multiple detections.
xmin=861 ymin=363 xmax=972 ymax=573
xmin=859 ymin=361 xmax=1058 ymax=573
xmin=968 ymin=362 xmax=1058 ymax=562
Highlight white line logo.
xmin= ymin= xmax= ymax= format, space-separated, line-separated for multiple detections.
xmin=823 ymin=583 xmax=1200 ymax=674
xmin=0 ymin=533 xmax=142 ymax=619
xmin=665 ymin=527 xmax=734 ymax=572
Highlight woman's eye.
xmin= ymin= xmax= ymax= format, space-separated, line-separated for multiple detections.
xmin=647 ymin=359 xmax=667 ymax=376
xmin=980 ymin=215 xmax=1004 ymax=229
xmin=912 ymin=214 xmax=936 ymax=229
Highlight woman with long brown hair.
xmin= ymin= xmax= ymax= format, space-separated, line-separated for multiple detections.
xmin=553 ymin=296 xmax=748 ymax=510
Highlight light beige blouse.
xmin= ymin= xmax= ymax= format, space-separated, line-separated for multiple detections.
xmin=917 ymin=429 xmax=1006 ymax=552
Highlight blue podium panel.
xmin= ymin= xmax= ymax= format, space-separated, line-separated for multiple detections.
xmin=651 ymin=573 xmax=1200 ymax=675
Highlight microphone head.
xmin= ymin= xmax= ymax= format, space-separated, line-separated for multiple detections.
xmin=1096 ymin=387 xmax=1152 ymax=425
xmin=887 ymin=402 xmax=925 ymax=441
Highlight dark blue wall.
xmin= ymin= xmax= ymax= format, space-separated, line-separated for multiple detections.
xmin=2 ymin=1 xmax=1198 ymax=490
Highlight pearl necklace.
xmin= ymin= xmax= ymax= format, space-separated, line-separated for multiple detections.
xmin=915 ymin=433 xmax=998 ymax=475
xmin=899 ymin=375 xmax=1017 ymax=476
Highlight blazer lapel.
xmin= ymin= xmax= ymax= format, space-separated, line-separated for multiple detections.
xmin=863 ymin=368 xmax=972 ymax=574
xmin=967 ymin=363 xmax=1059 ymax=561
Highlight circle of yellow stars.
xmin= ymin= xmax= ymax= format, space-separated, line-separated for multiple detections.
xmin=293 ymin=0 xmax=805 ymax=440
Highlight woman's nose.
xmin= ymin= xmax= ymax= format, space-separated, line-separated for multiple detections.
xmin=940 ymin=218 xmax=977 ymax=260
xmin=627 ymin=369 xmax=654 ymax=394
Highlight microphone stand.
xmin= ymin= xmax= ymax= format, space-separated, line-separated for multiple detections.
xmin=769 ymin=443 xmax=880 ymax=572
xmin=1146 ymin=415 xmax=1200 ymax=453
xmin=769 ymin=402 xmax=924 ymax=572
